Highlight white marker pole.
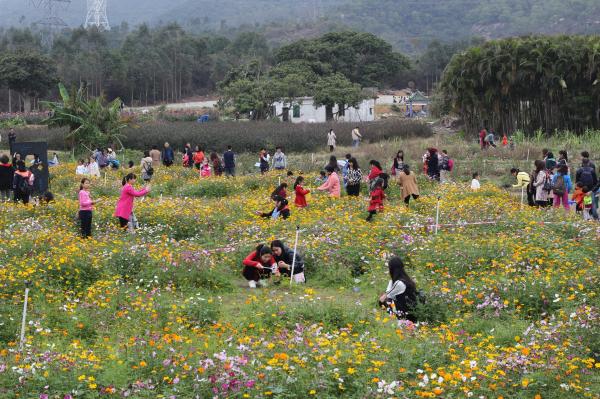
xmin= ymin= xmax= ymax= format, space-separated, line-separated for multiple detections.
xmin=19 ymin=281 xmax=30 ymax=352
xmin=289 ymin=226 xmax=300 ymax=285
xmin=521 ymin=186 xmax=525 ymax=209
xmin=435 ymin=196 xmax=441 ymax=235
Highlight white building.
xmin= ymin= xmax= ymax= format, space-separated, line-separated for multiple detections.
xmin=273 ymin=97 xmax=375 ymax=123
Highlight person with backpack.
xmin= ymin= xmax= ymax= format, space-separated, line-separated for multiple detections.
xmin=367 ymin=160 xmax=383 ymax=191
xmin=114 ymin=173 xmax=151 ymax=229
xmin=531 ymin=160 xmax=550 ymax=207
xmin=149 ymin=145 xmax=161 ymax=168
xmin=0 ymin=154 xmax=14 ymax=202
xmin=242 ymin=244 xmax=278 ymax=288
xmin=543 ymin=150 xmax=557 ymax=171
xmin=580 ymin=151 xmax=596 ymax=172
xmin=293 ymin=176 xmax=310 ymax=208
xmin=271 ymin=240 xmax=305 ymax=283
xmin=378 ymin=256 xmax=419 ymax=323
xmin=366 ymin=179 xmax=385 ymax=222
xmin=439 ymin=150 xmax=453 ymax=183
xmin=398 ymin=164 xmax=420 ymax=207
xmin=140 ymin=151 xmax=154 ymax=183
xmin=12 ymin=160 xmax=34 ymax=204
xmin=575 ymin=158 xmax=597 ymax=190
xmin=78 ymin=178 xmax=100 ymax=238
xmin=223 ymin=146 xmax=236 ymax=177
xmin=551 ymin=165 xmax=573 ymax=210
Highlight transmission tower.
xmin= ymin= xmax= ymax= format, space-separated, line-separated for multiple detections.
xmin=85 ymin=0 xmax=110 ymax=31
xmin=31 ymin=0 xmax=71 ymax=47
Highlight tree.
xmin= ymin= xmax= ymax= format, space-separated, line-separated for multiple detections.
xmin=43 ymin=83 xmax=128 ymax=151
xmin=313 ymin=73 xmax=365 ymax=121
xmin=275 ymin=31 xmax=410 ymax=88
xmin=439 ymin=35 xmax=600 ymax=134
xmin=0 ymin=50 xmax=56 ymax=111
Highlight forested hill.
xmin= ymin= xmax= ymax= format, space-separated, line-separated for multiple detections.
xmin=1 ymin=0 xmax=599 ymax=52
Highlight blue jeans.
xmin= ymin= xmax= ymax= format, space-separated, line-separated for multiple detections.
xmin=352 ymin=140 xmax=360 ymax=147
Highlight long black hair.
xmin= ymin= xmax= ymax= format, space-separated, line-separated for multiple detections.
xmin=270 ymin=240 xmax=286 ymax=252
xmin=369 ymin=160 xmax=382 ymax=170
xmin=293 ymin=176 xmax=304 ymax=190
xmin=349 ymin=157 xmax=359 ymax=170
xmin=80 ymin=178 xmax=90 ymax=191
xmin=253 ymin=244 xmax=273 ymax=262
xmin=122 ymin=173 xmax=136 ymax=186
xmin=402 ymin=164 xmax=411 ymax=175
xmin=388 ymin=257 xmax=416 ymax=290
xmin=271 ymin=182 xmax=288 ymax=198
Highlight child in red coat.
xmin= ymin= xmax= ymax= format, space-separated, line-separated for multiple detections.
xmin=242 ymin=244 xmax=278 ymax=288
xmin=366 ymin=179 xmax=385 ymax=222
xmin=293 ymin=176 xmax=310 ymax=208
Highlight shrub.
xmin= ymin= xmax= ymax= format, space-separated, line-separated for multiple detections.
xmin=8 ymin=119 xmax=432 ymax=153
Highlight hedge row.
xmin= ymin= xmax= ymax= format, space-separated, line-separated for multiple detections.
xmin=2 ymin=119 xmax=432 ymax=153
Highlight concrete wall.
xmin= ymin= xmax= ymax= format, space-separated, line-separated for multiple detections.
xmin=273 ymin=98 xmax=375 ymax=123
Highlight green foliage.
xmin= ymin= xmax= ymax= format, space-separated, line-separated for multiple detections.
xmin=275 ymin=31 xmax=409 ymax=87
xmin=440 ymin=35 xmax=600 ymax=134
xmin=17 ymin=119 xmax=432 ymax=153
xmin=0 ymin=50 xmax=57 ymax=111
xmin=43 ymin=83 xmax=128 ymax=150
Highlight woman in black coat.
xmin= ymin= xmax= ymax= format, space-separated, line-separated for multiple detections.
xmin=271 ymin=240 xmax=305 ymax=283
xmin=0 ymin=154 xmax=14 ymax=201
xmin=426 ymin=148 xmax=440 ymax=181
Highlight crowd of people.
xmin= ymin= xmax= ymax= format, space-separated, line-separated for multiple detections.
xmin=509 ymin=149 xmax=598 ymax=219
xmin=2 ymin=129 xmax=598 ymax=323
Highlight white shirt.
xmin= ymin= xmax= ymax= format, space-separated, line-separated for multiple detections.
xmin=471 ymin=179 xmax=480 ymax=190
xmin=385 ymin=280 xmax=406 ymax=299
xmin=88 ymin=161 xmax=100 ymax=177
xmin=76 ymin=165 xmax=89 ymax=175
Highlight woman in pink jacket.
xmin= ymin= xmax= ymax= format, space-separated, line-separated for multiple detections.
xmin=317 ymin=166 xmax=341 ymax=197
xmin=114 ymin=173 xmax=150 ymax=229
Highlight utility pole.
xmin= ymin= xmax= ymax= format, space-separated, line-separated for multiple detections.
xmin=85 ymin=0 xmax=110 ymax=31
xmin=31 ymin=0 xmax=71 ymax=47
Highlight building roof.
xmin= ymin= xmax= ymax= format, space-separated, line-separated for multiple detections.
xmin=408 ymin=90 xmax=430 ymax=103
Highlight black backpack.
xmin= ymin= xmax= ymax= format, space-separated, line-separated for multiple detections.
xmin=144 ymin=163 xmax=154 ymax=176
xmin=379 ymin=173 xmax=390 ymax=190
xmin=16 ymin=174 xmax=32 ymax=195
xmin=552 ymin=174 xmax=566 ymax=196
xmin=578 ymin=167 xmax=594 ymax=188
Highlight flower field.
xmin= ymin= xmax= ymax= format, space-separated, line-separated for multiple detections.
xmin=0 ymin=164 xmax=599 ymax=399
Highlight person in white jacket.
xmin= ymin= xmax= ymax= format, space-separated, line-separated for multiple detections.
xmin=327 ymin=129 xmax=336 ymax=152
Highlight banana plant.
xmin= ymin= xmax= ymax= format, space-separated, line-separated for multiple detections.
xmin=43 ymin=83 xmax=128 ymax=151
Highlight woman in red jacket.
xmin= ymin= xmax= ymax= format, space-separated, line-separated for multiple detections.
xmin=242 ymin=244 xmax=278 ymax=288
xmin=293 ymin=176 xmax=310 ymax=208
xmin=367 ymin=160 xmax=383 ymax=191
xmin=366 ymin=179 xmax=385 ymax=222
